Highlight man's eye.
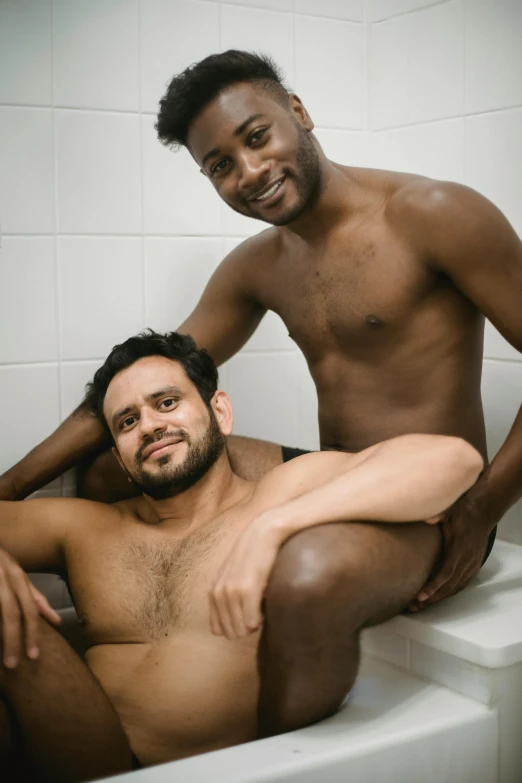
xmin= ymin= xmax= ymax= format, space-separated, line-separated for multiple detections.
xmin=121 ymin=416 xmax=136 ymax=429
xmin=250 ymin=128 xmax=267 ymax=144
xmin=213 ymin=159 xmax=229 ymax=175
xmin=160 ymin=398 xmax=176 ymax=409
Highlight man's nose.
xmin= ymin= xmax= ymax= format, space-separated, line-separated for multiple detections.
xmin=237 ymin=152 xmax=271 ymax=193
xmin=139 ymin=408 xmax=167 ymax=437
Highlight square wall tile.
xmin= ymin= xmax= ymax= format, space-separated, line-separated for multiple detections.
xmin=465 ymin=108 xmax=522 ymax=237
xmin=222 ymin=238 xmax=294 ymax=353
xmin=55 ymin=110 xmax=141 ymax=235
xmin=0 ymin=364 xmax=60 ymax=474
xmin=484 ymin=320 xmax=521 ymax=362
xmin=141 ymin=0 xmax=220 ymax=114
xmin=0 ymin=238 xmax=58 ymax=364
xmin=60 ymin=360 xmax=103 ymax=420
xmin=295 ymin=16 xmax=364 ymax=129
xmin=314 ymin=129 xmax=373 ymax=167
xmin=145 ymin=237 xmax=223 ymax=333
xmin=406 ymin=118 xmax=465 ymax=182
xmin=0 ymin=108 xmax=55 ymax=234
xmin=221 ymin=203 xmax=266 ymax=238
xmin=225 ymin=352 xmax=298 ymax=445
xmin=481 ymin=359 xmax=522 ymax=459
xmin=0 ymin=0 xmax=52 ymax=105
xmin=295 ymin=0 xmax=363 ymax=21
xmin=59 ymin=237 xmax=144 ymax=360
xmin=220 ymin=5 xmax=294 ymax=86
xmin=408 ymin=0 xmax=464 ymax=124
xmin=53 ymin=0 xmax=140 ymax=111
xmin=142 ymin=115 xmax=221 ymax=236
xmin=465 ymin=0 xmax=522 ymax=115
xmin=369 ymin=16 xmax=409 ymax=130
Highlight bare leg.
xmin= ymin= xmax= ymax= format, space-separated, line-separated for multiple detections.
xmin=0 ymin=616 xmax=133 ymax=782
xmin=226 ymin=435 xmax=283 ymax=481
xmin=257 ymin=520 xmax=442 ymax=736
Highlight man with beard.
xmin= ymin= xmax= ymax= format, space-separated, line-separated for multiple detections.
xmin=1 ymin=54 xmax=521 ymax=639
xmin=0 ymin=331 xmax=483 ymax=781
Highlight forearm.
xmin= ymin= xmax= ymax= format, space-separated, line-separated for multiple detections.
xmin=471 ymin=403 xmax=522 ymax=523
xmin=0 ymin=404 xmax=109 ymax=499
xmin=270 ymin=435 xmax=483 ymax=542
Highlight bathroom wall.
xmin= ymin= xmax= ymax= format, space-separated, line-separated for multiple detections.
xmin=0 ymin=0 xmax=520 ymax=542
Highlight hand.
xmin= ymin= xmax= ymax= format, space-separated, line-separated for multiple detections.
xmin=209 ymin=515 xmax=283 ymax=640
xmin=0 ymin=548 xmax=61 ymax=668
xmin=409 ymin=495 xmax=494 ymax=612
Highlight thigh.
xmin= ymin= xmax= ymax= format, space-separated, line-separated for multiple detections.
xmin=274 ymin=520 xmax=443 ymax=629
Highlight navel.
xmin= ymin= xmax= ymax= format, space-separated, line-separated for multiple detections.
xmin=365 ymin=314 xmax=385 ymax=327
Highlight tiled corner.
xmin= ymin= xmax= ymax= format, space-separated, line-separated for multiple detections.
xmin=465 ymin=0 xmax=522 ymax=115
xmin=409 ymin=640 xmax=492 ymax=704
xmin=0 ymin=237 xmax=58 ymax=364
xmin=220 ymin=5 xmax=294 ymax=87
xmin=295 ymin=15 xmax=364 ymax=129
xmin=369 ymin=16 xmax=409 ymax=130
xmin=406 ymin=118 xmax=465 ymax=182
xmin=142 ymin=115 xmax=221 ymax=236
xmin=465 ymin=108 xmax=522 ymax=237
xmin=220 ymin=0 xmax=293 ymax=10
xmin=0 ymin=107 xmax=55 ymax=234
xmin=370 ymin=126 xmax=413 ymax=173
xmin=60 ymin=360 xmax=104 ymax=421
xmin=0 ymin=364 xmax=60 ymax=474
xmin=140 ymin=0 xmax=220 ymax=114
xmin=0 ymin=0 xmax=52 ymax=106
xmin=408 ymin=0 xmax=464 ymax=124
xmin=55 ymin=109 xmax=142 ymax=235
xmin=367 ymin=0 xmax=411 ymax=22
xmin=58 ymin=236 xmax=144 ymax=360
xmin=295 ymin=0 xmax=363 ymax=21
xmin=53 ymin=0 xmax=140 ymax=111
xmin=225 ymin=351 xmax=299 ymax=445
xmin=144 ymin=237 xmax=223 ymax=333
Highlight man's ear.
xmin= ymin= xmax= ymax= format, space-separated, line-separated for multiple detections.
xmin=289 ymin=93 xmax=314 ymax=132
xmin=211 ymin=390 xmax=233 ymax=437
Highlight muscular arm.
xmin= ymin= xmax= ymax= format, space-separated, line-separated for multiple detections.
xmin=254 ymin=434 xmax=483 ymax=540
xmin=0 ymin=237 xmax=268 ymax=499
xmin=403 ymin=181 xmax=522 ymax=527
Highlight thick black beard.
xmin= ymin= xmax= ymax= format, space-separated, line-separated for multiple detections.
xmin=227 ymin=124 xmax=323 ymax=227
xmin=128 ymin=411 xmax=226 ymax=500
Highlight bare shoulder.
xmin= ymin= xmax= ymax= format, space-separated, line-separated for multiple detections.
xmin=22 ymin=496 xmax=125 ymax=528
xmin=221 ymin=226 xmax=284 ymax=279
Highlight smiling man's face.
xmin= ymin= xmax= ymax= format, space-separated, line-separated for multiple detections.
xmin=188 ymin=82 xmax=322 ymax=226
xmin=104 ymin=356 xmax=227 ymax=500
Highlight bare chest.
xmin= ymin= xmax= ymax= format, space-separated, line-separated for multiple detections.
xmin=67 ymin=515 xmax=246 ymax=645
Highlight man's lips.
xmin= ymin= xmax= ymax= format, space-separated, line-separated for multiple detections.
xmin=141 ymin=438 xmax=182 ymax=461
xmin=248 ymin=176 xmax=286 ymax=203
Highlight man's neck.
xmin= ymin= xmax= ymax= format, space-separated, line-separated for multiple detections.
xmin=141 ymin=455 xmax=251 ymax=535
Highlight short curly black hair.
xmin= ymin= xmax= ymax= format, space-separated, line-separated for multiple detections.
xmin=155 ymin=49 xmax=289 ymax=150
xmin=85 ymin=330 xmax=218 ymax=436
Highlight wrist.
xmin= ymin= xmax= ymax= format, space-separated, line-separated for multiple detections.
xmin=254 ymin=507 xmax=295 ymax=547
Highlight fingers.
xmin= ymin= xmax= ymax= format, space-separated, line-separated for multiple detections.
xmin=12 ymin=571 xmax=40 ymax=661
xmin=0 ymin=564 xmax=54 ymax=668
xmin=210 ymin=580 xmax=263 ymax=641
xmin=0 ymin=566 xmax=23 ymax=668
xmin=30 ymin=586 xmax=61 ymax=626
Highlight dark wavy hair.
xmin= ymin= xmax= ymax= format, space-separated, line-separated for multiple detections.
xmin=85 ymin=330 xmax=218 ymax=435
xmin=156 ymin=49 xmax=289 ymax=150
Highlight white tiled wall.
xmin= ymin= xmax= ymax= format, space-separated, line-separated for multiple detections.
xmin=0 ymin=1 xmax=520 ymax=543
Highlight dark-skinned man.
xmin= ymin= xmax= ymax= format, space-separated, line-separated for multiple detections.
xmin=1 ymin=51 xmax=521 ymax=621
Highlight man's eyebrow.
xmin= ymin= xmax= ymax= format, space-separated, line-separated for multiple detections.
xmin=111 ymin=386 xmax=183 ymax=428
xmin=201 ymin=113 xmax=266 ymax=169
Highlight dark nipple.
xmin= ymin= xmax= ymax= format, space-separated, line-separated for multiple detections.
xmin=365 ymin=314 xmax=384 ymax=327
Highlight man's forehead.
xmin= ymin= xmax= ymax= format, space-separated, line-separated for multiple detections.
xmin=104 ymin=356 xmax=188 ymax=412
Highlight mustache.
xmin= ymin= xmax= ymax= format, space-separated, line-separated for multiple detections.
xmin=135 ymin=430 xmax=188 ymax=464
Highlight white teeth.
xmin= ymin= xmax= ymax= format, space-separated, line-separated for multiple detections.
xmin=255 ymin=180 xmax=282 ymax=201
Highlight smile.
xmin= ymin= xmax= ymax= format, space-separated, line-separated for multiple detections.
xmin=250 ymin=176 xmax=285 ymax=203
xmin=143 ymin=439 xmax=182 ymax=460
